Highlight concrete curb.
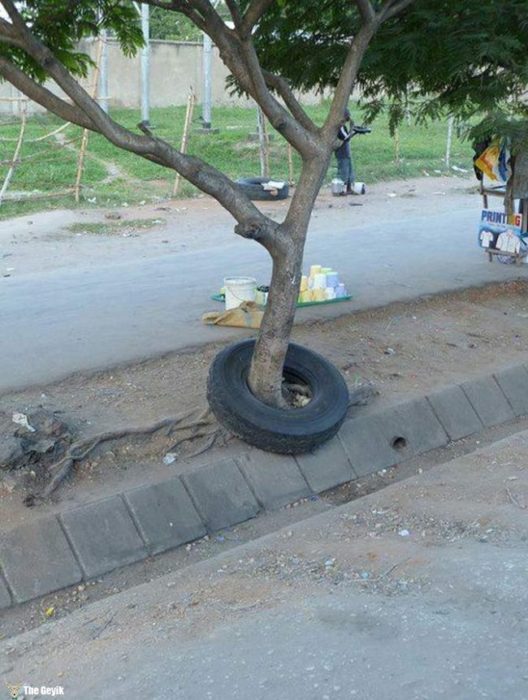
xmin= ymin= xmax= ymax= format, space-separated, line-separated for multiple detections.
xmin=1 ymin=363 xmax=527 ymax=608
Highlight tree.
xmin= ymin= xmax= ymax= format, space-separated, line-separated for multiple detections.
xmin=4 ymin=1 xmax=525 ymax=423
xmin=0 ymin=0 xmax=414 ymax=414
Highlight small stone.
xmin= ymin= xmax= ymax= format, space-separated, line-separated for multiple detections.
xmin=399 ymin=529 xmax=410 ymax=537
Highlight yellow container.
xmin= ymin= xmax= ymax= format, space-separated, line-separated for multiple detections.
xmin=300 ymin=275 xmax=309 ymax=292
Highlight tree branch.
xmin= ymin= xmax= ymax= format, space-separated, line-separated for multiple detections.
xmin=322 ymin=0 xmax=415 ymax=142
xmin=0 ymin=57 xmax=97 ymax=130
xmin=0 ymin=17 xmax=24 ymax=47
xmin=322 ymin=19 xmax=378 ymax=141
xmin=377 ymin=0 xmax=415 ymax=22
xmin=262 ymin=70 xmax=317 ymax=132
xmin=146 ymin=0 xmax=317 ymax=155
xmin=234 ymin=37 xmax=321 ymax=156
xmin=354 ymin=0 xmax=376 ymax=24
xmin=0 ymin=33 xmax=24 ymax=49
xmin=0 ymin=0 xmax=280 ymax=245
xmin=145 ymin=0 xmax=208 ymax=31
xmin=242 ymin=0 xmax=276 ymax=34
xmin=224 ymin=0 xmax=244 ymax=29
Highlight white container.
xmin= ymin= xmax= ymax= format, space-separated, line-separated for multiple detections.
xmin=224 ymin=276 xmax=257 ymax=310
xmin=353 ymin=182 xmax=366 ymax=194
xmin=313 ymin=273 xmax=327 ymax=289
xmin=331 ymin=178 xmax=345 ymax=196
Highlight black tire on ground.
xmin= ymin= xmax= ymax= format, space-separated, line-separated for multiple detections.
xmin=236 ymin=176 xmax=289 ymax=201
xmin=207 ymin=339 xmax=349 ymax=454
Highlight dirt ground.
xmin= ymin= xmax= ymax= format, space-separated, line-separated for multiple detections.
xmin=0 ymin=174 xmax=479 ymax=278
xmin=1 ymin=174 xmax=526 ymax=523
xmin=1 ymin=276 xmax=527 ymax=527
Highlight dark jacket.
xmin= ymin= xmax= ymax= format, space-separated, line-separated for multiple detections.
xmin=336 ymin=124 xmax=352 ymax=160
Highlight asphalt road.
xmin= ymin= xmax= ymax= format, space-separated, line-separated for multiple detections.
xmin=1 ymin=203 xmax=525 ymax=393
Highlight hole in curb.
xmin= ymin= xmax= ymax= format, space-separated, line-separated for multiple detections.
xmin=391 ymin=436 xmax=407 ymax=451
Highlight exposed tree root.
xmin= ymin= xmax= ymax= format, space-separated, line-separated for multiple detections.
xmin=25 ymin=406 xmax=218 ymax=505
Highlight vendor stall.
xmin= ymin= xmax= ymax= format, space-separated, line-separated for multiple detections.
xmin=474 ymin=138 xmax=528 ymax=263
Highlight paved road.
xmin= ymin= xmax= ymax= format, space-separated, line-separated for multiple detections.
xmin=2 ymin=431 xmax=527 ymax=699
xmin=1 ymin=203 xmax=525 ymax=392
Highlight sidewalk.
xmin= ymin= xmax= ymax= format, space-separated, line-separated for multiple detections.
xmin=2 ymin=427 xmax=527 ymax=699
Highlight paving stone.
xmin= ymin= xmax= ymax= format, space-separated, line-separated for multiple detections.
xmin=461 ymin=376 xmax=515 ymax=428
xmin=339 ymin=414 xmax=399 ymax=476
xmin=427 ymin=385 xmax=483 ymax=441
xmin=61 ymin=496 xmax=147 ymax=578
xmin=182 ymin=459 xmax=259 ymax=532
xmin=237 ymin=450 xmax=310 ymax=509
xmin=125 ymin=478 xmax=206 ymax=555
xmin=296 ymin=436 xmax=356 ymax=492
xmin=0 ymin=574 xmax=12 ymax=608
xmin=0 ymin=518 xmax=81 ymax=603
xmin=494 ymin=366 xmax=528 ymax=417
xmin=377 ymin=398 xmax=449 ymax=458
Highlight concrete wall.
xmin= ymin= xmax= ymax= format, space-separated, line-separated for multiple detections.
xmin=0 ymin=39 xmax=323 ymax=114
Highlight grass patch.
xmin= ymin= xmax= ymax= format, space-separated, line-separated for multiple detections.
xmin=63 ymin=218 xmax=166 ymax=236
xmin=0 ymin=103 xmax=475 ymax=219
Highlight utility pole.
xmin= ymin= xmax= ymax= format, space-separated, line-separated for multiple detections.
xmin=140 ymin=3 xmax=150 ymax=125
xmin=200 ymin=0 xmax=221 ymax=132
xmin=201 ymin=31 xmax=212 ymax=130
xmin=445 ymin=116 xmax=454 ymax=169
xmin=99 ymin=29 xmax=109 ymax=113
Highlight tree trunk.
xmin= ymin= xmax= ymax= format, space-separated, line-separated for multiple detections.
xmin=248 ymin=156 xmax=330 ymax=406
xmin=247 ymin=239 xmax=304 ymax=406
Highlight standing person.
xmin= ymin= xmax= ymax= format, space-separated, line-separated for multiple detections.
xmin=335 ymin=108 xmax=355 ymax=195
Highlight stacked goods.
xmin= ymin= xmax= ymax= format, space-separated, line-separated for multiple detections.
xmin=215 ymin=266 xmax=350 ymax=307
xmin=298 ymin=265 xmax=349 ymax=303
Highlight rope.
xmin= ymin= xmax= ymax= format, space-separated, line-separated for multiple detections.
xmin=0 ymin=105 xmax=27 ymax=205
xmin=0 ymin=134 xmax=83 ymax=166
xmin=0 ymin=121 xmax=71 ymax=143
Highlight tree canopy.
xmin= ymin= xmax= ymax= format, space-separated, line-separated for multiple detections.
xmin=0 ymin=1 xmax=142 ymax=79
xmin=250 ymin=0 xmax=528 ymax=143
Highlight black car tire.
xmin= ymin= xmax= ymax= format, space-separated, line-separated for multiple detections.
xmin=207 ymin=339 xmax=349 ymax=454
xmin=236 ymin=176 xmax=289 ymax=201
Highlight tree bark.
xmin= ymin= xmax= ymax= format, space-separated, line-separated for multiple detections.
xmin=248 ymin=154 xmax=330 ymax=406
xmin=248 ymin=240 xmax=303 ymax=407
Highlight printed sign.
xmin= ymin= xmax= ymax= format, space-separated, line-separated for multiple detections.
xmin=478 ymin=209 xmax=525 ymax=255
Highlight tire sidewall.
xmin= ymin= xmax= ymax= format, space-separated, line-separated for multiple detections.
xmin=207 ymin=340 xmax=349 ymax=453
